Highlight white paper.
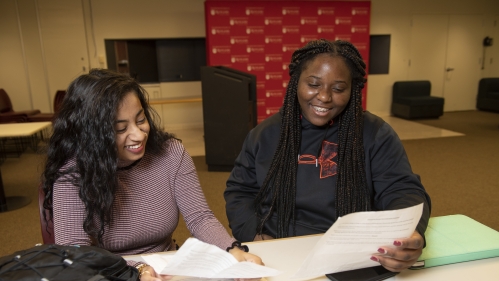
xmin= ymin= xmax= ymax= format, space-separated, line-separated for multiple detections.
xmin=290 ymin=203 xmax=424 ymax=280
xmin=142 ymin=254 xmax=174 ymax=274
xmin=141 ymin=238 xmax=281 ymax=279
xmin=160 ymin=276 xmax=269 ymax=281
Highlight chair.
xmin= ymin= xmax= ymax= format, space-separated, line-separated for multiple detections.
xmin=28 ymin=90 xmax=67 ymax=122
xmin=0 ymin=112 xmax=27 ymax=123
xmin=0 ymin=88 xmax=40 ymax=123
xmin=391 ymin=80 xmax=444 ymax=119
xmin=38 ymin=184 xmax=55 ymax=244
xmin=476 ymin=78 xmax=499 ymax=112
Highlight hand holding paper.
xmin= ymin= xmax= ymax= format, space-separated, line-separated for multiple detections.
xmin=374 ymin=229 xmax=425 ymax=272
xmin=142 ymin=238 xmax=281 ymax=279
xmin=290 ymin=203 xmax=424 ymax=280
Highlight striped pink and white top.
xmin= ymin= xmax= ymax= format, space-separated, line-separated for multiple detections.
xmin=53 ymin=139 xmax=235 ymax=258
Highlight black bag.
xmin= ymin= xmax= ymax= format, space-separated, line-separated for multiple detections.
xmin=0 ymin=244 xmax=139 ymax=281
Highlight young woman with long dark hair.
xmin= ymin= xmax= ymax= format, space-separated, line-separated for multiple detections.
xmin=43 ymin=69 xmax=262 ymax=281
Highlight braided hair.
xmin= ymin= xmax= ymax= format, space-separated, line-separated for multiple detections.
xmin=254 ymin=39 xmax=371 ymax=238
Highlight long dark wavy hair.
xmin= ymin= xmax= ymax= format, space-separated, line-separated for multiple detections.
xmin=42 ymin=68 xmax=174 ymax=244
xmin=254 ymin=39 xmax=371 ymax=238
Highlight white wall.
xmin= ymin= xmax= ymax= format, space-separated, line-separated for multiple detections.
xmin=368 ymin=0 xmax=499 ymax=115
xmin=0 ymin=0 xmax=89 ymax=113
xmin=0 ymin=0 xmax=38 ymax=111
xmin=1 ymin=0 xmax=498 ymax=125
xmin=484 ymin=14 xmax=499 ymax=77
xmin=82 ymin=0 xmax=207 ymax=129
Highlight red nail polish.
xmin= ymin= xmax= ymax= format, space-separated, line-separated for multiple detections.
xmin=394 ymin=240 xmax=402 ymax=246
xmin=370 ymin=256 xmax=379 ymax=262
xmin=377 ymin=248 xmax=385 ymax=254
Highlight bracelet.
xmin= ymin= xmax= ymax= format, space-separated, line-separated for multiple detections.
xmin=136 ymin=263 xmax=148 ymax=279
xmin=226 ymin=241 xmax=249 ymax=252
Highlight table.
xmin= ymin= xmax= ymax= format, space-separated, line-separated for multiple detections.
xmin=247 ymin=235 xmax=499 ymax=281
xmin=0 ymin=122 xmax=52 ymax=212
xmin=124 ymin=234 xmax=499 ymax=281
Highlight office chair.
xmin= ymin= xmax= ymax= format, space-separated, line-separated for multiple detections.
xmin=38 ymin=184 xmax=55 ymax=244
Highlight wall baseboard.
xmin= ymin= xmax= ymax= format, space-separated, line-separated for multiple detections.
xmin=162 ymin=122 xmax=203 ymax=131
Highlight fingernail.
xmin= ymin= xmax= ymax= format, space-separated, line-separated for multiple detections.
xmin=370 ymin=256 xmax=379 ymax=262
xmin=377 ymin=248 xmax=386 ymax=254
xmin=394 ymin=240 xmax=402 ymax=246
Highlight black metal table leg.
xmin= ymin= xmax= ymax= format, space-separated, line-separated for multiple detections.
xmin=0 ymin=170 xmax=31 ymax=212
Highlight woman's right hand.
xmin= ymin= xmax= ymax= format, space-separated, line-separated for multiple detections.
xmin=228 ymin=247 xmax=264 ymax=281
xmin=139 ymin=265 xmax=173 ymax=281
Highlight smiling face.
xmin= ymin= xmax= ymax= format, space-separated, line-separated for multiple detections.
xmin=297 ymin=53 xmax=352 ymax=126
xmin=114 ymin=91 xmax=150 ymax=163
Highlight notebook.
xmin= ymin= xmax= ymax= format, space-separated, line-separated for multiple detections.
xmin=411 ymin=214 xmax=499 ymax=269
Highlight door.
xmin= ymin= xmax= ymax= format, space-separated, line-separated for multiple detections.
xmin=38 ymin=0 xmax=89 ymax=111
xmin=482 ymin=15 xmax=499 ymax=80
xmin=408 ymin=15 xmax=448 ymax=99
xmin=409 ymin=14 xmax=484 ymax=111
xmin=443 ymin=15 xmax=484 ymax=111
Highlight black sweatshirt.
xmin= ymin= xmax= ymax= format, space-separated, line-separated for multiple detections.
xmin=224 ymin=111 xmax=431 ymax=242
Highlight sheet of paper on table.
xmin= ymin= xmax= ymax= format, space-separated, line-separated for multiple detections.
xmin=142 ymin=237 xmax=281 ymax=280
xmin=290 ymin=203 xmax=424 ymax=280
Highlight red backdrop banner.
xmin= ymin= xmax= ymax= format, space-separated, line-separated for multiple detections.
xmin=205 ymin=1 xmax=371 ymax=123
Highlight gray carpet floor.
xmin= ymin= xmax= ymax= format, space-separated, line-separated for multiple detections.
xmin=0 ymin=110 xmax=498 ymax=257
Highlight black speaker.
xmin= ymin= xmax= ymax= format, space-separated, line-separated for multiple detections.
xmin=201 ymin=66 xmax=257 ymax=171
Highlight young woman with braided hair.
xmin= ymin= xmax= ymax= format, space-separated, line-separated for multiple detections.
xmin=225 ymin=39 xmax=431 ymax=272
xmin=43 ymin=69 xmax=262 ymax=281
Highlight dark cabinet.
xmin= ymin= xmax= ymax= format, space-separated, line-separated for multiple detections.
xmin=201 ymin=66 xmax=257 ymax=171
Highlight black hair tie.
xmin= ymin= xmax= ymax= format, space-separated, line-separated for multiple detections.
xmin=226 ymin=241 xmax=249 ymax=252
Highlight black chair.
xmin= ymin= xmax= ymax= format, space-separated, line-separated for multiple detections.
xmin=476 ymin=78 xmax=499 ymax=112
xmin=391 ymin=80 xmax=444 ymax=119
xmin=38 ymin=184 xmax=55 ymax=244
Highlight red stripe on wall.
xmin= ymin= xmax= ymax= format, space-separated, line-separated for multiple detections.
xmin=205 ymin=1 xmax=370 ymax=123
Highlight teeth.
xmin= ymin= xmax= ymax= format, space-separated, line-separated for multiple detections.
xmin=313 ymin=106 xmax=329 ymax=112
xmin=126 ymin=144 xmax=141 ymax=149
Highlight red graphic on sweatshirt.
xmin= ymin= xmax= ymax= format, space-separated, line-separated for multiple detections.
xmin=318 ymin=141 xmax=338 ymax=178
xmin=298 ymin=141 xmax=338 ymax=178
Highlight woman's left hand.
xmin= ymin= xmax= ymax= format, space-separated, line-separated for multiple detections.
xmin=229 ymin=247 xmax=264 ymax=281
xmin=371 ymin=231 xmax=424 ymax=272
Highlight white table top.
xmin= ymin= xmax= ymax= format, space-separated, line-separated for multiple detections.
xmin=124 ymin=234 xmax=499 ymax=281
xmin=0 ymin=122 xmax=52 ymax=137
xmin=247 ymin=235 xmax=499 ymax=281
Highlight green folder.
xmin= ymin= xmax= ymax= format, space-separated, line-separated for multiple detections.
xmin=411 ymin=214 xmax=499 ymax=269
